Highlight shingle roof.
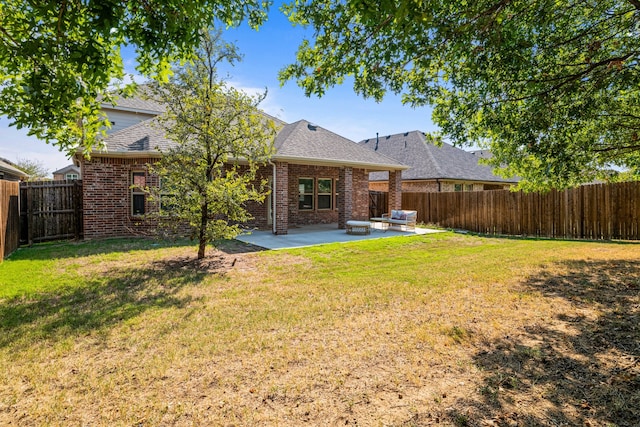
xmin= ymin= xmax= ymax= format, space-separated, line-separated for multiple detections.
xmin=52 ymin=164 xmax=80 ymax=175
xmin=98 ymin=117 xmax=173 ymax=155
xmin=359 ymin=131 xmax=517 ymax=183
xmin=100 ymin=84 xmax=165 ymax=114
xmin=0 ymin=158 xmax=28 ymax=179
xmin=97 ymin=118 xmax=406 ymax=171
xmin=274 ymin=120 xmax=406 ymax=170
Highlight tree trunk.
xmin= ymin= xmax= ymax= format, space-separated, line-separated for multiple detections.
xmin=197 ymin=201 xmax=208 ymax=259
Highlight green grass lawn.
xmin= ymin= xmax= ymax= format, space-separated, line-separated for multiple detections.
xmin=0 ymin=233 xmax=638 ymax=426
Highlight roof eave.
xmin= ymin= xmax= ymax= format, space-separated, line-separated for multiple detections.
xmin=101 ymin=104 xmax=163 ymax=116
xmin=273 ymin=155 xmax=409 ymax=171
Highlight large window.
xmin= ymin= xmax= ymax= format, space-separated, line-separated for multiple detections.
xmin=317 ymin=178 xmax=333 ymax=210
xmin=298 ymin=178 xmax=314 ymax=210
xmin=131 ymin=171 xmax=146 ymax=215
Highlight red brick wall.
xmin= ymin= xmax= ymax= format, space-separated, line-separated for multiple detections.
xmin=82 ymin=156 xmax=371 ymax=238
xmin=81 ymin=156 xmax=160 ymax=238
xmin=285 ymin=164 xmax=369 ymax=227
xmin=274 ymin=162 xmax=289 ymax=234
xmin=402 ymin=180 xmax=440 ymax=192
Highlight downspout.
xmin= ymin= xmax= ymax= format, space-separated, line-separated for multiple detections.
xmin=269 ymin=160 xmax=276 ymax=234
xmin=436 ymin=179 xmax=441 ymax=192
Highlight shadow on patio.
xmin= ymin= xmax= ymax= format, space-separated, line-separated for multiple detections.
xmin=236 ymin=222 xmax=443 ymax=250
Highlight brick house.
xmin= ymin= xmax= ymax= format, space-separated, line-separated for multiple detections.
xmin=359 ymin=131 xmax=518 ymax=192
xmin=76 ymin=97 xmax=407 ymax=239
xmin=52 ymin=164 xmax=81 ymax=180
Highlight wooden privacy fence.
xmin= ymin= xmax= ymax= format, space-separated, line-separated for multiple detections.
xmin=1 ymin=180 xmax=20 ymax=260
xmin=369 ymin=191 xmax=388 ymax=218
xmin=402 ymin=182 xmax=640 ymax=240
xmin=20 ymin=180 xmax=83 ymax=244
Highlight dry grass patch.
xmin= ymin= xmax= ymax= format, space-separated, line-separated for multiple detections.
xmin=0 ymin=234 xmax=638 ymax=426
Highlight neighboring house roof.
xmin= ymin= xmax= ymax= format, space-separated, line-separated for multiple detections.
xmin=0 ymin=158 xmax=28 ymax=180
xmin=52 ymin=164 xmax=81 ymax=175
xmin=94 ymin=118 xmax=407 ymax=172
xmin=360 ymin=131 xmax=517 ymax=183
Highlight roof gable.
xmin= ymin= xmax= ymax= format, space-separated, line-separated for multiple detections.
xmin=52 ymin=164 xmax=80 ymax=175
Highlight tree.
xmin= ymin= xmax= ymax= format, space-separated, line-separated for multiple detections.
xmin=280 ymin=0 xmax=640 ymax=190
xmin=0 ymin=0 xmax=269 ymax=155
xmin=147 ymin=30 xmax=276 ymax=259
xmin=15 ymin=158 xmax=49 ymax=181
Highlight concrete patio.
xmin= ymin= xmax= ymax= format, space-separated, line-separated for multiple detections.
xmin=236 ymin=222 xmax=443 ymax=250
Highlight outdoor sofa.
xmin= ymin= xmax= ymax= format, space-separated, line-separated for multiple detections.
xmin=381 ymin=210 xmax=417 ymax=231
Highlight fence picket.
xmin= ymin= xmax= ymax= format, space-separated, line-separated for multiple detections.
xmin=396 ymin=182 xmax=640 ymax=241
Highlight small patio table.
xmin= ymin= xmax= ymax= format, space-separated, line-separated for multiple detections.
xmin=369 ymin=217 xmax=390 ymax=232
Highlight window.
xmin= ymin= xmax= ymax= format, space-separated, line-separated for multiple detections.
xmin=317 ymin=178 xmax=333 ymax=210
xmin=465 ymin=184 xmax=474 ymax=192
xmin=65 ymin=173 xmax=79 ymax=180
xmin=454 ymin=183 xmax=463 ymax=192
xmin=298 ymin=178 xmax=314 ymax=210
xmin=158 ymin=177 xmax=176 ymax=213
xmin=131 ymin=171 xmax=146 ymax=215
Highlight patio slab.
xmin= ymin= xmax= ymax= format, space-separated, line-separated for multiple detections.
xmin=236 ymin=222 xmax=443 ymax=250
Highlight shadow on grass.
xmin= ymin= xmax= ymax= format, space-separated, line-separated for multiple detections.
xmin=433 ymin=259 xmax=640 ymax=427
xmin=9 ymin=237 xmax=197 ymax=261
xmin=0 ymin=258 xmax=211 ymax=349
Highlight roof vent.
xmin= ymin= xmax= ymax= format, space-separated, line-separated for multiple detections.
xmin=403 ymin=132 xmax=409 ymax=136
xmin=386 ymin=135 xmax=391 ymax=139
xmin=307 ymin=123 xmax=318 ymax=131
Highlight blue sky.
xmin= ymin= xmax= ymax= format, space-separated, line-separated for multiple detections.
xmin=0 ymin=6 xmax=437 ymax=175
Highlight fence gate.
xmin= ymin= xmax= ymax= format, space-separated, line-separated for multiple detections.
xmin=369 ymin=191 xmax=388 ymax=218
xmin=1 ymin=180 xmax=20 ymax=260
xmin=20 ymin=180 xmax=83 ymax=244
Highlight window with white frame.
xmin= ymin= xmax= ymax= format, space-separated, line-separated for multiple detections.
xmin=65 ymin=173 xmax=79 ymax=180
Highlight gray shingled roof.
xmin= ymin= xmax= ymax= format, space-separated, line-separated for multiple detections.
xmin=52 ymin=164 xmax=80 ymax=175
xmin=274 ymin=120 xmax=406 ymax=170
xmin=98 ymin=117 xmax=173 ymax=154
xmin=98 ymin=118 xmax=407 ymax=171
xmin=360 ymin=131 xmax=517 ymax=183
xmin=100 ymin=84 xmax=165 ymax=114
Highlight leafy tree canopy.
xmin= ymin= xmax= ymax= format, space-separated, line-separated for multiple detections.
xmin=0 ymin=0 xmax=270 ymax=155
xmin=147 ymin=30 xmax=276 ymax=259
xmin=281 ymin=0 xmax=640 ymax=190
xmin=15 ymin=158 xmax=49 ymax=181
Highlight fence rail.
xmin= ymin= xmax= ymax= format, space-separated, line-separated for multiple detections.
xmin=1 ymin=180 xmax=20 ymax=260
xmin=400 ymin=182 xmax=640 ymax=241
xmin=20 ymin=180 xmax=83 ymax=244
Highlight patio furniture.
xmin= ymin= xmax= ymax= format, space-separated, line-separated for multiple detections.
xmin=346 ymin=220 xmax=371 ymax=235
xmin=382 ymin=210 xmax=417 ymax=231
xmin=369 ymin=217 xmax=390 ymax=232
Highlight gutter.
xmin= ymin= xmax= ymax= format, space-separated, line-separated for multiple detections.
xmin=269 ymin=160 xmax=276 ymax=234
